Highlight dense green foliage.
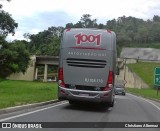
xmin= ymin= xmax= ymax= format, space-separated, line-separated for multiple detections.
xmin=1 ymin=1 xmax=160 ymax=78
xmin=0 ymin=0 xmax=17 ymax=37
xmin=127 ymin=62 xmax=160 ymax=88
xmin=0 ymin=80 xmax=58 ymax=109
xmin=25 ymin=14 xmax=160 ymax=56
xmin=0 ymin=10 xmax=18 ymax=36
xmin=24 ymin=26 xmax=63 ymax=55
xmin=0 ymin=2 xmax=30 ymax=78
xmin=107 ymin=15 xmax=160 ymax=45
xmin=0 ymin=40 xmax=30 ymax=78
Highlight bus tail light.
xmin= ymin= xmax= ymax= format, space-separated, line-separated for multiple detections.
xmin=58 ymin=68 xmax=65 ymax=87
xmin=103 ymin=71 xmax=113 ymax=91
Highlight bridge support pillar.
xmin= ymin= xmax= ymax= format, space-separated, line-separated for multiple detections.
xmin=44 ymin=64 xmax=48 ymax=82
xmin=34 ymin=68 xmax=38 ymax=80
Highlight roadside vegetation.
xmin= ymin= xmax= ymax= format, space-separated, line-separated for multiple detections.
xmin=0 ymin=80 xmax=58 ymax=109
xmin=1 ymin=1 xmax=160 ymax=78
xmin=127 ymin=62 xmax=160 ymax=100
xmin=127 ymin=88 xmax=160 ymax=100
xmin=127 ymin=62 xmax=160 ymax=87
xmin=1 ymin=1 xmax=160 ymax=108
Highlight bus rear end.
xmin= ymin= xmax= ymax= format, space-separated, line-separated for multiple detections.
xmin=58 ymin=28 xmax=116 ymax=107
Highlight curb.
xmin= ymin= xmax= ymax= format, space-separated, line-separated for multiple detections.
xmin=0 ymin=99 xmax=60 ymax=115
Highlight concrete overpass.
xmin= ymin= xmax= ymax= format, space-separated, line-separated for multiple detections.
xmin=7 ymin=56 xmax=59 ymax=82
xmin=35 ymin=56 xmax=59 ymax=82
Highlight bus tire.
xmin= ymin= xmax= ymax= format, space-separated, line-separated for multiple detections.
xmin=109 ymin=99 xmax=114 ymax=107
xmin=69 ymin=100 xmax=76 ymax=104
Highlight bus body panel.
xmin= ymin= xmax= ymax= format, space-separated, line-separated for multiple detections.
xmin=58 ymin=28 xmax=116 ymax=105
xmin=63 ymin=49 xmax=112 ymax=87
xmin=62 ymin=29 xmax=113 ymax=50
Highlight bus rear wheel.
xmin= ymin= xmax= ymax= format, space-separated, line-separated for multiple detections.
xmin=102 ymin=99 xmax=114 ymax=107
xmin=69 ymin=100 xmax=76 ymax=104
xmin=109 ymin=100 xmax=114 ymax=107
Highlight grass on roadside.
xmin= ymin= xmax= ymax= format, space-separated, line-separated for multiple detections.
xmin=0 ymin=80 xmax=58 ymax=109
xmin=127 ymin=88 xmax=160 ymax=100
xmin=127 ymin=62 xmax=160 ymax=100
xmin=127 ymin=62 xmax=160 ymax=88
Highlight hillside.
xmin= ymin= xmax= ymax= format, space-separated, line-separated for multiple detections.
xmin=127 ymin=62 xmax=160 ymax=88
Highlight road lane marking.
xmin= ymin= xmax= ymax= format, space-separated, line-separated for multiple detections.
xmin=128 ymin=93 xmax=160 ymax=111
xmin=0 ymin=101 xmax=68 ymax=122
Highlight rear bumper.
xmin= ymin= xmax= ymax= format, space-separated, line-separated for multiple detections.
xmin=58 ymin=86 xmax=114 ymax=103
xmin=115 ymin=90 xmax=125 ymax=95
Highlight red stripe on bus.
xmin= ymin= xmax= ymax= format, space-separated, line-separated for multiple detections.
xmin=70 ymin=46 xmax=106 ymax=50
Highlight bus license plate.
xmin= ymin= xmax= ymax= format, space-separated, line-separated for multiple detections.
xmin=79 ymin=93 xmax=89 ymax=96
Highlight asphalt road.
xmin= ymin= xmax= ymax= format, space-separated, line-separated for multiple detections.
xmin=0 ymin=93 xmax=160 ymax=131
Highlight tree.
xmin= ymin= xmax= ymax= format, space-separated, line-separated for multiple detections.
xmin=0 ymin=10 xmax=18 ymax=36
xmin=73 ymin=21 xmax=83 ymax=28
xmin=150 ymin=22 xmax=160 ymax=42
xmin=80 ymin=14 xmax=98 ymax=28
xmin=98 ymin=23 xmax=106 ymax=29
xmin=106 ymin=19 xmax=117 ymax=30
xmin=23 ymin=14 xmax=160 ymax=58
xmin=153 ymin=15 xmax=160 ymax=22
xmin=39 ymin=37 xmax=60 ymax=55
xmin=65 ymin=23 xmax=74 ymax=28
xmin=65 ymin=14 xmax=101 ymax=29
xmin=0 ymin=41 xmax=30 ymax=78
xmin=0 ymin=0 xmax=11 ymax=9
xmin=27 ymin=26 xmax=64 ymax=55
xmin=66 ymin=14 xmax=99 ymax=28
xmin=0 ymin=1 xmax=17 ymax=37
xmin=0 ymin=1 xmax=30 ymax=78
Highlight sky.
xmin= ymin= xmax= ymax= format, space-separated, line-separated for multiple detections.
xmin=1 ymin=0 xmax=160 ymax=41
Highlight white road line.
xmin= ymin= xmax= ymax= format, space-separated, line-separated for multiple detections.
xmin=0 ymin=101 xmax=68 ymax=122
xmin=128 ymin=93 xmax=160 ymax=111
